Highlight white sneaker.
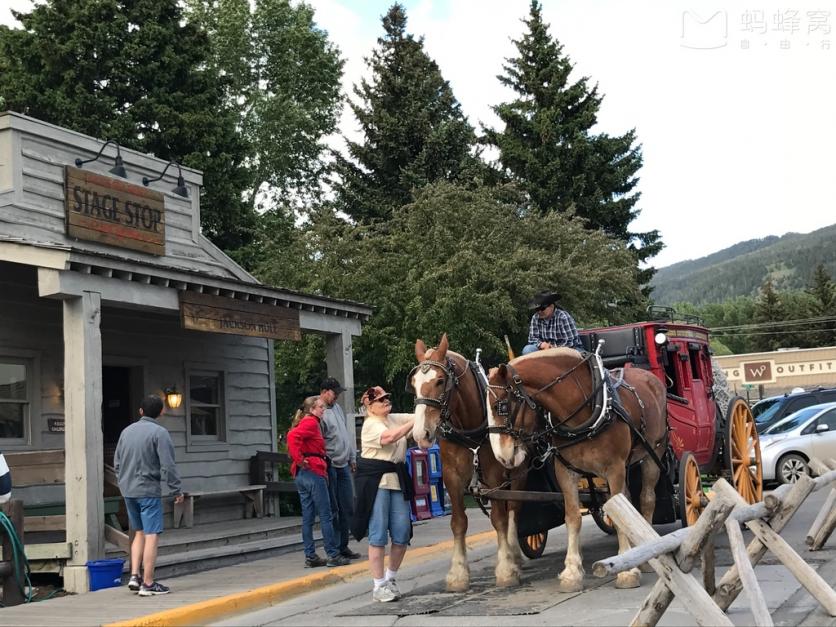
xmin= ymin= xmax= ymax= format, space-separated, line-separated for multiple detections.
xmin=386 ymin=578 xmax=401 ymax=599
xmin=373 ymin=584 xmax=397 ymax=602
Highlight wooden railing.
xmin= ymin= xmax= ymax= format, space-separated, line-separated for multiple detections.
xmin=595 ymin=458 xmax=836 ymax=627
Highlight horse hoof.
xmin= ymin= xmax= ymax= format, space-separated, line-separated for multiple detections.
xmin=559 ymin=577 xmax=583 ymax=593
xmin=446 ymin=577 xmax=470 ymax=593
xmin=615 ymin=571 xmax=641 ymax=589
xmin=496 ymin=572 xmax=521 ymax=588
xmin=639 ymin=562 xmax=654 ymax=574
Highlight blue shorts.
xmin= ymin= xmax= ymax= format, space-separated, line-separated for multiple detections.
xmin=368 ymin=488 xmax=411 ymax=547
xmin=124 ymin=497 xmax=164 ymax=534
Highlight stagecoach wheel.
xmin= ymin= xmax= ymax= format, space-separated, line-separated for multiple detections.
xmin=518 ymin=531 xmax=548 ymax=559
xmin=678 ymin=451 xmax=703 ymax=527
xmin=590 ymin=507 xmax=617 ymax=535
xmin=725 ymin=396 xmax=763 ymax=504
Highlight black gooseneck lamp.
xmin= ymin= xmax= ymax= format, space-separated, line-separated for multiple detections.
xmin=142 ymin=161 xmax=189 ymax=198
xmin=74 ymin=139 xmax=128 ymax=178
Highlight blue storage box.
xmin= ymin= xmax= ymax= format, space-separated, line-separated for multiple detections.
xmin=87 ymin=558 xmax=125 ymax=591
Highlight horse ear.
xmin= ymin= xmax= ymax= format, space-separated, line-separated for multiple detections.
xmin=438 ymin=333 xmax=449 ymax=357
xmin=415 ymin=339 xmax=427 ymax=361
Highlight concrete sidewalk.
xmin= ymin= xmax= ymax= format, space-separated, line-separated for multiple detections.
xmin=0 ymin=514 xmax=496 ymax=626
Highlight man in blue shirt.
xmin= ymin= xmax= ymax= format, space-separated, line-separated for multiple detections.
xmin=522 ymin=290 xmax=583 ymax=354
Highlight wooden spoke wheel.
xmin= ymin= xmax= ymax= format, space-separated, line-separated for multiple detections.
xmin=590 ymin=507 xmax=617 ymax=535
xmin=519 ymin=530 xmax=548 ymax=559
xmin=679 ymin=451 xmax=704 ymax=527
xmin=725 ymin=396 xmax=763 ymax=504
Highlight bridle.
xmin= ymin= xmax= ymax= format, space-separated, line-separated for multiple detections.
xmin=406 ymin=356 xmax=487 ymax=448
xmin=486 ymin=350 xmax=610 ymax=448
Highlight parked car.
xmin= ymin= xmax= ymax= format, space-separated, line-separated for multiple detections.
xmin=752 ymin=387 xmax=836 ymax=434
xmin=759 ymin=402 xmax=836 ymax=484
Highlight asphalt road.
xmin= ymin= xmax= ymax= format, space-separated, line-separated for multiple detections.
xmin=213 ymin=487 xmax=836 ymax=626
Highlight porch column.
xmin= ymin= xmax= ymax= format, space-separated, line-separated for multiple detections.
xmin=325 ymin=331 xmax=356 ymax=437
xmin=62 ymin=290 xmax=105 ymax=593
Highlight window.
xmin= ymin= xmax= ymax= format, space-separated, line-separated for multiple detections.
xmin=188 ymin=372 xmax=226 ymax=441
xmin=819 ymin=408 xmax=836 ymax=430
xmin=0 ymin=360 xmax=28 ymax=440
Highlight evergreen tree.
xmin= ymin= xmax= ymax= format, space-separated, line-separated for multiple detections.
xmin=0 ymin=0 xmax=253 ymax=256
xmin=332 ymin=3 xmax=483 ymax=223
xmin=807 ymin=263 xmax=836 ymax=346
xmin=753 ymin=279 xmax=786 ymax=351
xmin=484 ymin=0 xmax=662 ymax=290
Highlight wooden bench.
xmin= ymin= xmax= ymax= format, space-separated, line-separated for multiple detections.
xmin=249 ymin=451 xmax=299 ymax=517
xmin=172 ymin=485 xmax=266 ymax=529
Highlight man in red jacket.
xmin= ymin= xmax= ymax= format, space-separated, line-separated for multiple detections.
xmin=287 ymin=396 xmax=349 ymax=568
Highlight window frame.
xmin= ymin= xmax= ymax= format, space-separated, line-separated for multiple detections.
xmin=0 ymin=350 xmax=41 ymax=449
xmin=184 ymin=366 xmax=229 ymax=452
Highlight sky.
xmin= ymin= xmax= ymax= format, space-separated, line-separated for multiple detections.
xmin=3 ymin=0 xmax=835 ymax=268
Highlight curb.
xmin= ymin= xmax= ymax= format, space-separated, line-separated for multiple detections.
xmin=104 ymin=530 xmax=496 ymax=627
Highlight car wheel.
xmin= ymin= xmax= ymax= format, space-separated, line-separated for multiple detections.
xmin=777 ymin=453 xmax=809 ymax=485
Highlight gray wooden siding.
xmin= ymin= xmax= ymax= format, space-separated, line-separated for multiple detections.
xmin=0 ymin=261 xmax=275 ymax=523
xmin=0 ymin=117 xmax=250 ymax=282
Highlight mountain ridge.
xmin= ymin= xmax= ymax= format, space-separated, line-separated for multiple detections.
xmin=649 ymin=223 xmax=836 ymax=306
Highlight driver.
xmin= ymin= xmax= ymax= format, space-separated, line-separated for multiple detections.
xmin=522 ymin=290 xmax=582 ymax=354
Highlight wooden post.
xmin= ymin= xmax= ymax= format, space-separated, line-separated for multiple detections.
xmin=702 ymin=537 xmax=716 ymax=596
xmin=325 ymin=330 xmax=356 ymax=438
xmin=604 ymin=494 xmax=733 ymax=627
xmin=677 ymin=485 xmax=735 ymax=572
xmin=714 ymin=473 xmax=816 ymax=611
xmin=725 ymin=517 xmax=772 ymax=626
xmin=806 ymin=458 xmax=836 ymax=550
xmin=631 ymin=578 xmax=674 ymax=627
xmin=62 ymin=290 xmax=105 ymax=594
xmin=714 ymin=478 xmax=836 ymax=616
xmin=0 ymin=499 xmax=25 ymax=606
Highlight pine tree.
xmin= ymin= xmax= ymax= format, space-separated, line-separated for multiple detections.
xmin=484 ymin=0 xmax=662 ymax=290
xmin=332 ymin=3 xmax=483 ymax=223
xmin=0 ymin=0 xmax=253 ymax=256
xmin=807 ymin=263 xmax=836 ymax=346
xmin=753 ymin=279 xmax=786 ymax=351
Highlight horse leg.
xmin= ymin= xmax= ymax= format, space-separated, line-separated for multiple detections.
xmin=554 ymin=463 xmax=584 ymax=592
xmin=507 ymin=500 xmax=524 ymax=570
xmin=607 ymin=465 xmax=642 ymax=589
xmin=491 ymin=499 xmax=522 ymax=587
xmin=637 ymin=457 xmax=662 ymax=573
xmin=443 ymin=462 xmax=471 ymax=592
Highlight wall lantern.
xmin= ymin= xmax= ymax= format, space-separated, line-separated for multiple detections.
xmin=75 ymin=139 xmax=128 ymax=178
xmin=164 ymin=386 xmax=183 ymax=409
xmin=142 ymin=161 xmax=189 ymax=198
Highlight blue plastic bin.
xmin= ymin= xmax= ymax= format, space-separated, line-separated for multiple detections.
xmin=87 ymin=558 xmax=125 ymax=591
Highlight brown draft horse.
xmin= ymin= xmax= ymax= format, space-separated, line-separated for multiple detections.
xmin=410 ymin=334 xmax=527 ymax=591
xmin=487 ymin=347 xmax=668 ymax=592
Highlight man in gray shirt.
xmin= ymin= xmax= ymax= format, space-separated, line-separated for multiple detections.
xmin=319 ymin=377 xmax=361 ymax=560
xmin=114 ymin=394 xmax=183 ymax=596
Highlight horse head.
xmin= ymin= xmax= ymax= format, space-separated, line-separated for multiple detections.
xmin=409 ymin=333 xmax=454 ymax=448
xmin=487 ymin=348 xmax=592 ymax=469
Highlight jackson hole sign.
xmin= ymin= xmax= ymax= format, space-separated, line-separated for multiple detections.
xmin=179 ymin=292 xmax=301 ymax=341
xmin=65 ymin=166 xmax=166 ymax=255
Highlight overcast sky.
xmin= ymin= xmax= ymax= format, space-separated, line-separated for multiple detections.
xmin=3 ymin=1 xmax=834 ymax=268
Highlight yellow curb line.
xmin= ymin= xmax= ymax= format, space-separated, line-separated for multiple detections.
xmin=104 ymin=530 xmax=496 ymax=627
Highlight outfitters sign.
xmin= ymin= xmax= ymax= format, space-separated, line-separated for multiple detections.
xmin=64 ymin=166 xmax=166 ymax=255
xmin=724 ymin=359 xmax=836 ymax=384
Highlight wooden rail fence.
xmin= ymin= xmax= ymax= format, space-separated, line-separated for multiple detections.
xmin=595 ymin=458 xmax=836 ymax=627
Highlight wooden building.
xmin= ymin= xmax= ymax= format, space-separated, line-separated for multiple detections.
xmin=0 ymin=112 xmax=371 ymax=592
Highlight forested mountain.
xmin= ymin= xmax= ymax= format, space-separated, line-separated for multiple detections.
xmin=651 ymin=223 xmax=836 ymax=306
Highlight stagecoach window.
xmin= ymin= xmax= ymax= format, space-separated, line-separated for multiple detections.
xmin=688 ymin=347 xmax=702 ymax=381
xmin=187 ymin=371 xmax=227 ymax=443
xmin=0 ymin=360 xmax=28 ymax=441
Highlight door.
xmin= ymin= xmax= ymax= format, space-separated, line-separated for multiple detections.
xmin=811 ymin=407 xmax=836 ymax=461
xmin=102 ymin=366 xmax=134 ymax=455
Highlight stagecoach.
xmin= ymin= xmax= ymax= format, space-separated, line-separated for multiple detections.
xmin=510 ymin=307 xmax=763 ymax=558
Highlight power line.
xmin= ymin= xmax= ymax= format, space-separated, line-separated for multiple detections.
xmin=710 ymin=315 xmax=836 ymax=332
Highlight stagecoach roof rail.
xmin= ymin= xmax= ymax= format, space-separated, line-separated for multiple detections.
xmin=645 ymin=305 xmax=704 ymax=326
